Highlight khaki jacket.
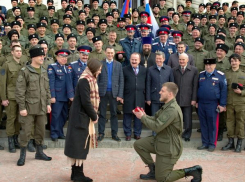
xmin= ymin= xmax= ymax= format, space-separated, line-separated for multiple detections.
xmin=141 ymin=98 xmax=183 ymax=164
xmin=15 ymin=65 xmax=51 ymax=115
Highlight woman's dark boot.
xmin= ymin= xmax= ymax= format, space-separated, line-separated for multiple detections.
xmin=17 ymin=147 xmax=26 ymax=166
xmin=221 ymin=138 xmax=235 ymax=151
xmin=73 ymin=164 xmax=93 ymax=182
xmin=235 ymin=139 xmax=243 ymax=153
xmin=184 ymin=165 xmax=202 ymax=182
xmin=140 ymin=163 xmax=155 ymax=180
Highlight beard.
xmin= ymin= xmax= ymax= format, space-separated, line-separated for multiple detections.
xmin=143 ymin=48 xmax=151 ymax=55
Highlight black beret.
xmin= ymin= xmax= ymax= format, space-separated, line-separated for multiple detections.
xmin=40 ymin=17 xmax=48 ymax=23
xmin=86 ymin=27 xmax=96 ymax=35
xmin=29 ymin=46 xmax=45 ymax=58
xmin=187 ymin=21 xmax=194 ymax=26
xmin=237 ymin=11 xmax=244 ymax=17
xmin=55 ymin=33 xmax=64 ymax=40
xmin=124 ymin=14 xmax=131 ymax=19
xmin=67 ymin=33 xmax=77 ymax=40
xmin=63 ymin=14 xmax=72 ymax=20
xmin=240 ymin=24 xmax=245 ymax=29
xmin=228 ymin=17 xmax=236 ymax=22
xmin=199 ymin=3 xmax=206 ymax=8
xmin=201 ymin=14 xmax=207 ymax=19
xmin=153 ymin=4 xmax=160 ymax=8
xmin=172 ymin=12 xmax=179 ymax=18
xmin=195 ymin=37 xmax=204 ymax=44
xmin=76 ymin=20 xmax=85 ymax=26
xmin=86 ymin=18 xmax=95 ymax=24
xmin=216 ymin=44 xmax=229 ymax=53
xmin=27 ymin=7 xmax=35 ymax=12
xmin=217 ymin=28 xmax=226 ymax=35
xmin=167 ymin=8 xmax=175 ymax=12
xmin=47 ymin=0 xmax=54 ymax=3
xmin=4 ymin=22 xmax=11 ymax=27
xmin=79 ymin=10 xmax=86 ymax=14
xmin=8 ymin=29 xmax=19 ymax=40
xmin=222 ymin=2 xmax=229 ymax=7
xmin=62 ymin=24 xmax=72 ymax=30
xmin=229 ymin=23 xmax=238 ymax=28
xmin=209 ymin=24 xmax=217 ymax=29
xmin=92 ymin=13 xmax=100 ymax=18
xmin=92 ymin=36 xmax=102 ymax=43
xmin=38 ymin=40 xmax=48 ymax=45
xmin=204 ymin=58 xmax=216 ymax=64
xmin=118 ymin=17 xmax=125 ymax=22
xmin=11 ymin=21 xmax=21 ymax=28
xmin=92 ymin=0 xmax=99 ymax=2
xmin=98 ymin=19 xmax=107 ymax=25
xmin=231 ymin=7 xmax=238 ymax=11
xmin=27 ymin=24 xmax=36 ymax=30
xmin=51 ymin=19 xmax=59 ymax=25
xmin=239 ymin=5 xmax=245 ymax=9
xmin=235 ymin=35 xmax=245 ymax=42
xmin=215 ymin=34 xmax=225 ymax=41
xmin=102 ymin=0 xmax=109 ymax=6
xmin=210 ymin=6 xmax=217 ymax=10
xmin=234 ymin=42 xmax=245 ymax=49
xmin=48 ymin=6 xmax=55 ymax=11
xmin=110 ymin=0 xmax=117 ymax=5
xmin=12 ymin=7 xmax=21 ymax=12
xmin=112 ymin=9 xmax=120 ymax=13
xmin=209 ymin=15 xmax=217 ymax=19
xmin=36 ymin=22 xmax=46 ymax=28
xmin=106 ymin=12 xmax=113 ymax=17
xmin=15 ymin=15 xmax=24 ymax=21
xmin=84 ymin=4 xmax=91 ymax=9
xmin=218 ymin=15 xmax=226 ymax=20
xmin=192 ymin=14 xmax=201 ymax=19
xmin=65 ymin=7 xmax=73 ymax=12
xmin=28 ymin=34 xmax=39 ymax=41
xmin=192 ymin=26 xmax=200 ymax=31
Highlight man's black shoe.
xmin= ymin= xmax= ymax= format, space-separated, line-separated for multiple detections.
xmin=112 ymin=135 xmax=121 ymax=142
xmin=97 ymin=134 xmax=104 ymax=142
xmin=208 ymin=146 xmax=215 ymax=152
xmin=184 ymin=165 xmax=202 ymax=182
xmin=197 ymin=145 xmax=208 ymax=150
xmin=51 ymin=138 xmax=58 ymax=142
xmin=197 ymin=128 xmax=201 ymax=133
xmin=58 ymin=136 xmax=66 ymax=139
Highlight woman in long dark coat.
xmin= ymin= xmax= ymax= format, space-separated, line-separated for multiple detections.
xmin=64 ymin=59 xmax=102 ymax=182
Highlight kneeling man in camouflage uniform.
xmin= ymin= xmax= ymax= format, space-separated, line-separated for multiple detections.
xmin=15 ymin=45 xmax=52 ymax=166
xmin=133 ymin=82 xmax=202 ymax=182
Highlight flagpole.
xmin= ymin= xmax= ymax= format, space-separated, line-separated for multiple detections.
xmin=130 ymin=0 xmax=132 ymax=24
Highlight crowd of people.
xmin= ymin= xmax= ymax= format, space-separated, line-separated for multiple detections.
xmin=0 ymin=0 xmax=244 ymax=177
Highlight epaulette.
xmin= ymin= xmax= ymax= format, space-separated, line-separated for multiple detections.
xmin=169 ymin=42 xmax=175 ymax=45
xmin=152 ymin=42 xmax=158 ymax=45
xmin=200 ymin=70 xmax=205 ymax=74
xmin=217 ymin=70 xmax=224 ymax=75
xmin=147 ymin=23 xmax=152 ymax=26
xmin=21 ymin=67 xmax=26 ymax=71
xmin=71 ymin=61 xmax=78 ymax=64
xmin=136 ymin=24 xmax=140 ymax=26
xmin=51 ymin=63 xmax=57 ymax=66
xmin=120 ymin=38 xmax=125 ymax=41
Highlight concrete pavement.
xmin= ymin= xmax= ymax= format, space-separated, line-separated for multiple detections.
xmin=0 ymin=147 xmax=245 ymax=182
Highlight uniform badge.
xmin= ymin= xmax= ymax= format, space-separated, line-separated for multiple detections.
xmin=212 ymin=77 xmax=219 ymax=80
xmin=48 ymin=68 xmax=53 ymax=74
xmin=213 ymin=82 xmax=215 ymax=86
xmin=78 ymin=68 xmax=80 ymax=71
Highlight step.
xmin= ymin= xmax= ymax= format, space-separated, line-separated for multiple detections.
xmin=0 ymin=130 xmax=230 ymax=149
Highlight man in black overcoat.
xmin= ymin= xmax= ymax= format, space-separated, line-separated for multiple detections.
xmin=123 ymin=52 xmax=147 ymax=141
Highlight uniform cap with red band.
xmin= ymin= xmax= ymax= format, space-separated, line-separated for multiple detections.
xmin=171 ymin=31 xmax=183 ymax=37
xmin=182 ymin=11 xmax=191 ymax=16
xmin=157 ymin=28 xmax=170 ymax=36
xmin=77 ymin=45 xmax=92 ymax=55
xmin=138 ymin=24 xmax=150 ymax=30
xmin=55 ymin=49 xmax=71 ymax=57
xmin=159 ymin=16 xmax=169 ymax=22
xmin=125 ymin=25 xmax=136 ymax=31
xmin=139 ymin=11 xmax=150 ymax=17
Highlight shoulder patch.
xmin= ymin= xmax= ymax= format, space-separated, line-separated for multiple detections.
xmin=200 ymin=70 xmax=205 ymax=74
xmin=51 ymin=63 xmax=57 ymax=66
xmin=217 ymin=70 xmax=224 ymax=75
xmin=152 ymin=42 xmax=158 ymax=45
xmin=169 ymin=42 xmax=175 ymax=45
xmin=120 ymin=38 xmax=125 ymax=41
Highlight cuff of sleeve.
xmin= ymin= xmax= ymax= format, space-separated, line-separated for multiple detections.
xmin=241 ymin=90 xmax=245 ymax=96
xmin=141 ymin=115 xmax=147 ymax=124
xmin=19 ymin=105 xmax=26 ymax=111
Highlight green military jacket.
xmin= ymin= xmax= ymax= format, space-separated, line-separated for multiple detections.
xmin=49 ymin=46 xmax=62 ymax=60
xmin=169 ymin=23 xmax=185 ymax=32
xmin=103 ymin=41 xmax=123 ymax=54
xmin=0 ymin=57 xmax=26 ymax=100
xmin=116 ymin=28 xmax=127 ymax=43
xmin=182 ymin=31 xmax=192 ymax=42
xmin=106 ymin=24 xmax=117 ymax=33
xmin=88 ymin=50 xmax=106 ymax=61
xmin=184 ymin=7 xmax=196 ymax=14
xmin=216 ymin=57 xmax=231 ymax=72
xmin=138 ymin=5 xmax=145 ymax=13
xmin=159 ymin=7 xmax=168 ymax=16
xmin=188 ymin=48 xmax=208 ymax=72
xmin=15 ymin=65 xmax=51 ymax=115
xmin=18 ymin=2 xmax=28 ymax=12
xmin=35 ymin=3 xmax=47 ymax=12
xmin=95 ymin=31 xmax=108 ymax=43
xmin=42 ymin=56 xmax=55 ymax=70
xmin=76 ymin=33 xmax=87 ymax=46
xmin=24 ymin=16 xmax=39 ymax=26
xmin=141 ymin=98 xmax=183 ymax=164
xmin=67 ymin=49 xmax=80 ymax=64
xmin=225 ymin=68 xmax=245 ymax=105
xmin=203 ymin=34 xmax=216 ymax=51
xmin=57 ymin=8 xmax=66 ymax=20
xmin=90 ymin=8 xmax=103 ymax=17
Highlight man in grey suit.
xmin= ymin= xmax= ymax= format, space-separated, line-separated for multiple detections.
xmin=146 ymin=51 xmax=174 ymax=135
xmin=172 ymin=53 xmax=199 ymax=141
xmin=97 ymin=46 xmax=124 ymax=142
xmin=168 ymin=42 xmax=195 ymax=68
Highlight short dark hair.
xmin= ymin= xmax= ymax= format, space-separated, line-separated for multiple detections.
xmin=162 ymin=82 xmax=179 ymax=97
xmin=105 ymin=46 xmax=115 ymax=52
xmin=87 ymin=58 xmax=102 ymax=77
xmin=11 ymin=45 xmax=21 ymax=51
xmin=177 ymin=41 xmax=186 ymax=47
xmin=229 ymin=53 xmax=241 ymax=63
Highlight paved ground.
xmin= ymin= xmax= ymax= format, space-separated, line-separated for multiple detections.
xmin=0 ymin=147 xmax=245 ymax=182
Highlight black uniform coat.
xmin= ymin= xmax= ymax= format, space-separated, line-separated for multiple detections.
xmin=172 ymin=65 xmax=199 ymax=107
xmin=64 ymin=78 xmax=97 ymax=159
xmin=123 ymin=65 xmax=147 ymax=113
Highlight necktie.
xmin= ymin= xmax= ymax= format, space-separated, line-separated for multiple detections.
xmin=62 ymin=66 xmax=67 ymax=73
xmin=207 ymin=73 xmax=211 ymax=77
xmin=181 ymin=67 xmax=185 ymax=74
xmin=134 ymin=68 xmax=138 ymax=75
xmin=162 ymin=43 xmax=165 ymax=49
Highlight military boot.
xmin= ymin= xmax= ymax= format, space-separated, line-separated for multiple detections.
xmin=221 ymin=138 xmax=235 ymax=151
xmin=8 ymin=136 xmax=16 ymax=153
xmin=73 ymin=164 xmax=93 ymax=182
xmin=13 ymin=135 xmax=20 ymax=149
xmin=235 ymin=139 xmax=243 ymax=153
xmin=35 ymin=145 xmax=52 ymax=161
xmin=217 ymin=129 xmax=223 ymax=141
xmin=140 ymin=163 xmax=155 ymax=180
xmin=17 ymin=147 xmax=26 ymax=166
xmin=183 ymin=165 xmax=202 ymax=182
xmin=27 ymin=139 xmax=36 ymax=152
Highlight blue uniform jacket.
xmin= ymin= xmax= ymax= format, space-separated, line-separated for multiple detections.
xmin=48 ymin=62 xmax=74 ymax=101
xmin=152 ymin=41 xmax=177 ymax=65
xmin=70 ymin=59 xmax=87 ymax=89
xmin=119 ymin=37 xmax=142 ymax=66
xmin=197 ymin=69 xmax=227 ymax=107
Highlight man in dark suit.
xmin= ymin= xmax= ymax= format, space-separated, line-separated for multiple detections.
xmin=97 ymin=46 xmax=124 ymax=142
xmin=140 ymin=37 xmax=156 ymax=68
xmin=123 ymin=52 xmax=147 ymax=141
xmin=146 ymin=51 xmax=174 ymax=135
xmin=168 ymin=42 xmax=195 ymax=68
xmin=172 ymin=53 xmax=199 ymax=141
